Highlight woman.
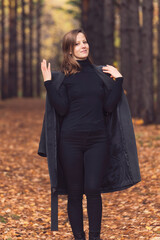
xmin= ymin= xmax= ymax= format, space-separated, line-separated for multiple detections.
xmin=39 ymin=28 xmax=141 ymax=240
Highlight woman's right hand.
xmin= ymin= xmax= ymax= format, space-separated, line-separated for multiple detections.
xmin=41 ymin=59 xmax=52 ymax=82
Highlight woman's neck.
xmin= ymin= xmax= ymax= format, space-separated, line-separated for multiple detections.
xmin=76 ymin=57 xmax=92 ymax=68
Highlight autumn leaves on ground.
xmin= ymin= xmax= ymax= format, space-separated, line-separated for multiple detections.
xmin=0 ymin=98 xmax=160 ymax=240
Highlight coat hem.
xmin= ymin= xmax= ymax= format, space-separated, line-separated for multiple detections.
xmin=38 ymin=151 xmax=47 ymax=157
xmin=50 ymin=179 xmax=141 ymax=231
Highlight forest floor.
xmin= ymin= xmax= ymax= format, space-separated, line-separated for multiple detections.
xmin=0 ymin=98 xmax=160 ymax=240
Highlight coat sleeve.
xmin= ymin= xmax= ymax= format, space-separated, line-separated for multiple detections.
xmin=44 ymin=79 xmax=69 ymax=117
xmin=103 ymin=77 xmax=123 ymax=113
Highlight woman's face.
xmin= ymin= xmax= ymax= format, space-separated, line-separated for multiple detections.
xmin=71 ymin=32 xmax=89 ymax=60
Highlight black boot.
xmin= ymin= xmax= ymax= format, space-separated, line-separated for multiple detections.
xmin=89 ymin=232 xmax=102 ymax=240
xmin=74 ymin=230 xmax=86 ymax=240
xmin=89 ymin=237 xmax=102 ymax=240
xmin=89 ymin=238 xmax=102 ymax=240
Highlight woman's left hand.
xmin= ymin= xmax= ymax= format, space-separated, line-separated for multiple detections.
xmin=102 ymin=64 xmax=123 ymax=78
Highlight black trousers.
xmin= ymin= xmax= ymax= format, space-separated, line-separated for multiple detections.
xmin=59 ymin=128 xmax=109 ymax=238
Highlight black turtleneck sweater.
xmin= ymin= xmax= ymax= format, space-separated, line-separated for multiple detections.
xmin=44 ymin=58 xmax=123 ymax=132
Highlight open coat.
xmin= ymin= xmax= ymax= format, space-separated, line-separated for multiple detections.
xmin=37 ymin=64 xmax=141 ymax=231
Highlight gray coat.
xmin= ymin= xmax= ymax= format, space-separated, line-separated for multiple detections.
xmin=37 ymin=64 xmax=141 ymax=231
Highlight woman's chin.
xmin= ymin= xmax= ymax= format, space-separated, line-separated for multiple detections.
xmin=80 ymin=53 xmax=89 ymax=58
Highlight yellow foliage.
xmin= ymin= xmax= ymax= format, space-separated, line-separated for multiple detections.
xmin=41 ymin=0 xmax=80 ymax=69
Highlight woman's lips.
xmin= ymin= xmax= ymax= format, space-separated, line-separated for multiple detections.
xmin=81 ymin=50 xmax=87 ymax=53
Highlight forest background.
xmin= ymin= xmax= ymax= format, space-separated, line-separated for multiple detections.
xmin=0 ymin=1 xmax=160 ymax=240
xmin=1 ymin=0 xmax=160 ymax=124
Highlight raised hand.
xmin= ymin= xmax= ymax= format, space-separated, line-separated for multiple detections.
xmin=41 ymin=59 xmax=52 ymax=82
xmin=102 ymin=64 xmax=123 ymax=79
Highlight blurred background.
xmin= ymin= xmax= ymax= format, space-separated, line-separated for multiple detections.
xmin=0 ymin=0 xmax=160 ymax=124
xmin=0 ymin=1 xmax=160 ymax=239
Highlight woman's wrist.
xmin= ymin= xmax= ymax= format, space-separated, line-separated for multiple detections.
xmin=115 ymin=74 xmax=123 ymax=78
xmin=44 ymin=79 xmax=51 ymax=82
xmin=115 ymin=77 xmax=123 ymax=84
xmin=44 ymin=79 xmax=54 ymax=86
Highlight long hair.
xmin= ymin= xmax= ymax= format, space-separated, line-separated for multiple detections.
xmin=61 ymin=28 xmax=93 ymax=75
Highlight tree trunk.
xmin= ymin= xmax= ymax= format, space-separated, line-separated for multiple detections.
xmin=141 ymin=0 xmax=154 ymax=123
xmin=81 ymin=0 xmax=115 ymax=66
xmin=29 ymin=0 xmax=33 ymax=97
xmin=120 ymin=0 xmax=132 ymax=109
xmin=156 ymin=0 xmax=160 ymax=123
xmin=8 ymin=0 xmax=17 ymax=97
xmin=14 ymin=0 xmax=18 ymax=97
xmin=1 ymin=0 xmax=8 ymax=99
xmin=128 ymin=0 xmax=142 ymax=117
xmin=85 ymin=0 xmax=104 ymax=64
xmin=21 ymin=0 xmax=27 ymax=97
xmin=102 ymin=0 xmax=115 ymax=66
xmin=36 ymin=0 xmax=42 ymax=97
xmin=81 ymin=0 xmax=89 ymax=33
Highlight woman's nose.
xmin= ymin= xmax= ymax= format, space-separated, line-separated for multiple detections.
xmin=81 ymin=42 xmax=86 ymax=47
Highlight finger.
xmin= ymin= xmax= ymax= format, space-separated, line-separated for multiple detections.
xmin=102 ymin=67 xmax=109 ymax=71
xmin=106 ymin=64 xmax=114 ymax=69
xmin=102 ymin=65 xmax=112 ymax=70
xmin=41 ymin=62 xmax=46 ymax=72
xmin=43 ymin=59 xmax=47 ymax=68
xmin=102 ymin=70 xmax=111 ymax=73
xmin=48 ymin=62 xmax=51 ymax=71
xmin=42 ymin=60 xmax=48 ymax=71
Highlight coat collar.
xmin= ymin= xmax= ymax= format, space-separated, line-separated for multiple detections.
xmin=52 ymin=64 xmax=115 ymax=91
